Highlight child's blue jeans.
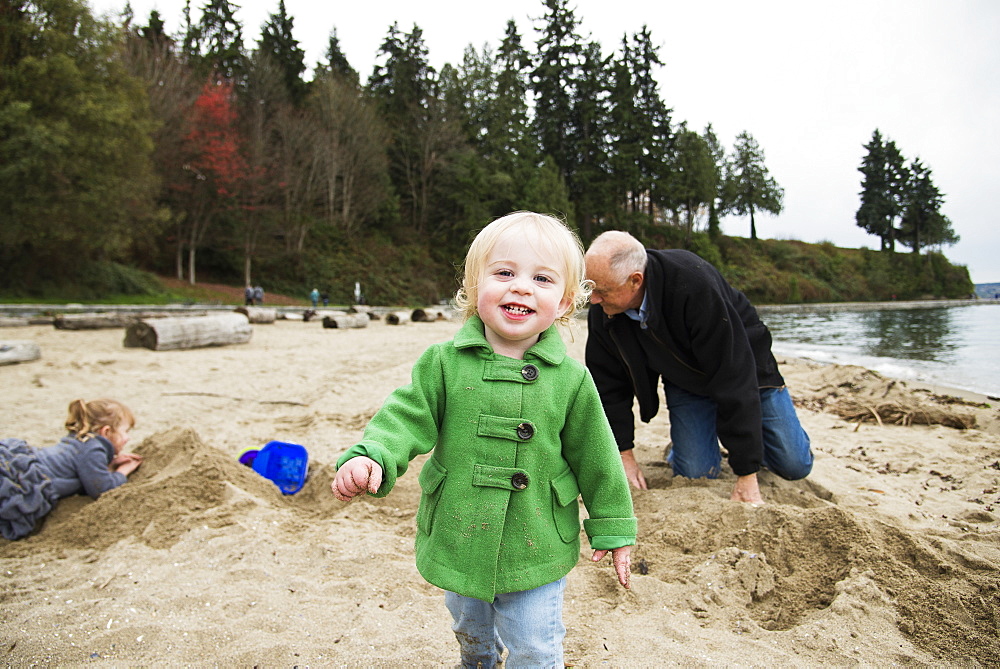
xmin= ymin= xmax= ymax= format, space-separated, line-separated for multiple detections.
xmin=445 ymin=577 xmax=566 ymax=668
xmin=664 ymin=383 xmax=813 ymax=480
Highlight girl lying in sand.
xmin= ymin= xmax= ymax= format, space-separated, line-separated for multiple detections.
xmin=0 ymin=398 xmax=143 ymax=540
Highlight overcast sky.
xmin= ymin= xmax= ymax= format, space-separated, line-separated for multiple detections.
xmin=90 ymin=0 xmax=1000 ymax=283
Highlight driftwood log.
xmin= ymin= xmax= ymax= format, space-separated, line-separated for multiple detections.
xmin=54 ymin=312 xmax=137 ymax=330
xmin=123 ymin=313 xmax=252 ymax=351
xmin=348 ymin=305 xmax=379 ymax=320
xmin=385 ymin=310 xmax=411 ymax=325
xmin=411 ymin=307 xmax=453 ymax=322
xmin=234 ymin=306 xmax=278 ymax=324
xmin=53 ymin=311 xmax=211 ymax=330
xmin=303 ymin=309 xmax=344 ymax=322
xmin=322 ymin=313 xmax=369 ymax=329
xmin=0 ymin=340 xmax=41 ymax=365
xmin=1 ymin=316 xmax=52 ymax=327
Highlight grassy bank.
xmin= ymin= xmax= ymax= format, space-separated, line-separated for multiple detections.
xmin=0 ymin=234 xmax=974 ymax=306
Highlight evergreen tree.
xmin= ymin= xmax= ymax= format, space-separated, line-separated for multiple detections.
xmin=444 ymin=44 xmax=508 ymax=218
xmin=257 ymin=0 xmax=307 ymax=105
xmin=572 ymin=40 xmax=612 ymax=238
xmin=369 ymin=23 xmax=463 ymax=235
xmin=531 ymin=0 xmax=586 ymax=217
xmin=1 ymin=1 xmax=30 ymax=89
xmin=630 ymin=27 xmax=672 ymax=220
xmin=186 ymin=0 xmax=245 ymax=82
xmin=856 ymin=129 xmax=909 ymax=252
xmin=181 ymin=0 xmax=198 ymax=63
xmin=0 ymin=0 xmax=160 ymax=289
xmin=606 ymin=35 xmax=643 ymax=217
xmin=670 ymin=125 xmax=717 ymax=245
xmin=702 ymin=123 xmax=725 ymax=238
xmin=318 ymin=28 xmax=358 ymax=85
xmin=898 ymin=158 xmax=958 ymax=254
xmin=460 ymin=22 xmax=534 ymax=176
xmin=139 ymin=8 xmax=168 ymax=42
xmin=520 ymin=157 xmax=572 ymax=218
xmin=493 ymin=21 xmax=534 ymax=169
xmin=722 ymin=131 xmax=784 ymax=240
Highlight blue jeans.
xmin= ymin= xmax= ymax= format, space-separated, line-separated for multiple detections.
xmin=664 ymin=383 xmax=812 ymax=480
xmin=445 ymin=577 xmax=566 ymax=668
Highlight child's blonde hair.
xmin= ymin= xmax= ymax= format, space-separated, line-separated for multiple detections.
xmin=454 ymin=211 xmax=592 ymax=323
xmin=65 ymin=398 xmax=135 ymax=439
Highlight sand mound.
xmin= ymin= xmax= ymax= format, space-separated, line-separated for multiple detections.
xmin=10 ymin=428 xmax=345 ymax=553
xmin=625 ymin=484 xmax=999 ymax=663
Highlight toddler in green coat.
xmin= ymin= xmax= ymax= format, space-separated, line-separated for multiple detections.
xmin=333 ymin=211 xmax=637 ymax=667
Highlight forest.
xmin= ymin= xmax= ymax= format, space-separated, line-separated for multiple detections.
xmin=0 ymin=0 xmax=971 ymax=305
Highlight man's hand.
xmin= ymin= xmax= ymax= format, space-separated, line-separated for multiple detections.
xmin=730 ymin=473 xmax=763 ymax=504
xmin=592 ymin=545 xmax=632 ymax=588
xmin=332 ymin=456 xmax=383 ymax=501
xmin=620 ymin=449 xmax=647 ymax=490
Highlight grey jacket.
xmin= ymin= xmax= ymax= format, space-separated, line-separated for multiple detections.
xmin=35 ymin=433 xmax=126 ymax=499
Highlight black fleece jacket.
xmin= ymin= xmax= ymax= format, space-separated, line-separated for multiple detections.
xmin=585 ymin=249 xmax=785 ymax=476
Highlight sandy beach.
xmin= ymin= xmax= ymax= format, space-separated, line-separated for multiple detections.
xmin=2 ymin=314 xmax=998 ymax=666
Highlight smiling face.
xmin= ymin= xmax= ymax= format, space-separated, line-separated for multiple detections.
xmin=476 ymin=229 xmax=572 ymax=359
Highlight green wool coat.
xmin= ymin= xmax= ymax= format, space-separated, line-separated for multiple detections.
xmin=337 ymin=316 xmax=637 ymax=602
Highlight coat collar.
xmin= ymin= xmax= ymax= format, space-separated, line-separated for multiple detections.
xmin=453 ymin=315 xmax=567 ymax=365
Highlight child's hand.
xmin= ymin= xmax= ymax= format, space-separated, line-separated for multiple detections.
xmin=112 ymin=453 xmax=143 ymax=476
xmin=591 ymin=545 xmax=632 ymax=589
xmin=332 ymin=456 xmax=383 ymax=501
xmin=111 ymin=452 xmax=142 ymax=467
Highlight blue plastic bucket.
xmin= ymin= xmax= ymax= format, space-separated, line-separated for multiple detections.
xmin=250 ymin=440 xmax=309 ymax=494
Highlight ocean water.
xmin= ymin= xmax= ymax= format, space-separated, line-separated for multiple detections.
xmin=758 ymin=302 xmax=1000 ymax=398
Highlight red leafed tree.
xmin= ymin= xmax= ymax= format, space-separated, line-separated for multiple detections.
xmin=177 ymin=77 xmax=249 ymax=284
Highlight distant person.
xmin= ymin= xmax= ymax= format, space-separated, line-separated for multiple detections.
xmin=321 ymin=291 xmax=330 ymax=307
xmin=244 ymin=285 xmax=253 ymax=306
xmin=584 ymin=231 xmax=813 ymax=504
xmin=310 ymin=288 xmax=320 ymax=308
xmin=0 ymin=398 xmax=143 ymax=540
xmin=332 ymin=212 xmax=635 ymax=668
xmin=253 ymin=285 xmax=264 ymax=306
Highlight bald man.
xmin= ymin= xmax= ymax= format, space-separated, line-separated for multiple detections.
xmin=584 ymin=231 xmax=812 ymax=503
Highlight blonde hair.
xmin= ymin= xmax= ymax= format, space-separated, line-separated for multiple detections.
xmin=65 ymin=398 xmax=135 ymax=439
xmin=454 ymin=211 xmax=591 ymax=324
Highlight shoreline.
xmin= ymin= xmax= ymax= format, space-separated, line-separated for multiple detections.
xmin=777 ymin=353 xmax=993 ymax=403
xmin=775 ymin=350 xmax=998 ymax=404
xmin=757 ymin=297 xmax=992 ymax=312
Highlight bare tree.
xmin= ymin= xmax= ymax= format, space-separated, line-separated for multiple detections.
xmin=239 ymin=51 xmax=285 ymax=284
xmin=310 ymin=75 xmax=390 ymax=239
xmin=121 ymin=19 xmax=201 ymax=278
xmin=270 ymin=100 xmax=325 ymax=253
